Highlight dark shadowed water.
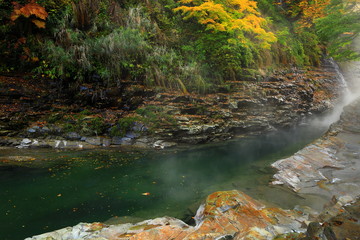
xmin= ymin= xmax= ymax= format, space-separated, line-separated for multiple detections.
xmin=0 ymin=126 xmax=327 ymax=240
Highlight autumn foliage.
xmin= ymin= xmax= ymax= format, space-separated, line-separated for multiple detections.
xmin=174 ymin=0 xmax=277 ymax=49
xmin=1 ymin=0 xmax=358 ymax=93
xmin=10 ymin=0 xmax=48 ymax=29
xmin=297 ymin=0 xmax=330 ymax=28
xmin=279 ymin=0 xmax=331 ymax=29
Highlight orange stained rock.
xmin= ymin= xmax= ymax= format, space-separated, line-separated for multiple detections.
xmin=129 ymin=225 xmax=188 ymax=240
xmin=32 ymin=190 xmax=307 ymax=240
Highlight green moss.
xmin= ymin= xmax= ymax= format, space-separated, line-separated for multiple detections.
xmin=80 ymin=117 xmax=107 ymax=136
xmin=48 ymin=110 xmax=107 ymax=136
xmin=273 ymin=232 xmax=306 ymax=240
xmin=47 ymin=113 xmax=64 ymax=124
xmin=110 ymin=116 xmax=141 ymax=137
xmin=110 ymin=106 xmax=177 ymax=137
xmin=135 ymin=105 xmax=161 ymax=118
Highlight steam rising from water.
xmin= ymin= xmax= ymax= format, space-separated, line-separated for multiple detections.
xmin=339 ymin=35 xmax=360 ymax=102
xmin=308 ymin=36 xmax=360 ymax=128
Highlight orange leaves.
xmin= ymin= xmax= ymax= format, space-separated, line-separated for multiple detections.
xmin=280 ymin=0 xmax=331 ymax=29
xmin=10 ymin=0 xmax=48 ymax=28
xmin=31 ymin=19 xmax=46 ymax=28
xmin=297 ymin=0 xmax=330 ymax=28
xmin=174 ymin=0 xmax=276 ymax=49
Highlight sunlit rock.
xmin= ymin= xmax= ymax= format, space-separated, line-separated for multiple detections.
xmin=26 ymin=190 xmax=309 ymax=240
xmin=153 ymin=140 xmax=177 ymax=149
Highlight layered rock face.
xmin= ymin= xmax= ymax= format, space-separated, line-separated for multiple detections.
xmin=271 ymin=97 xmax=360 ymax=239
xmin=23 ymin=72 xmax=360 ymax=239
xmin=25 ymin=190 xmax=309 ymax=240
xmin=271 ymin=97 xmax=360 ymax=201
xmin=148 ymin=67 xmax=344 ymax=145
xmin=0 ymin=64 xmax=345 ymax=148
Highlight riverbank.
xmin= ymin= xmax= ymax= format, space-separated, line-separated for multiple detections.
xmin=0 ymin=62 xmax=346 ymax=150
xmin=24 ymin=99 xmax=360 ymax=240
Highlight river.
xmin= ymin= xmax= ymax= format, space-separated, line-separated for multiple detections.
xmin=0 ymin=124 xmax=330 ymax=240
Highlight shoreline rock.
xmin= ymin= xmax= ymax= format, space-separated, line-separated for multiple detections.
xmin=23 ymin=97 xmax=360 ymax=240
xmin=0 ymin=66 xmax=346 ymax=150
xmin=271 ymin=97 xmax=360 ymax=201
xmin=25 ymin=190 xmax=310 ymax=240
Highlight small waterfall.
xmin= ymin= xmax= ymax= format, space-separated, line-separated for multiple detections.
xmin=307 ymin=59 xmax=351 ymax=128
xmin=331 ymin=58 xmax=350 ymax=97
xmin=338 ymin=35 xmax=360 ymax=103
xmin=308 ymin=35 xmax=360 ymax=128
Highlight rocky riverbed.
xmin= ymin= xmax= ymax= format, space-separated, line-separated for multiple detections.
xmin=23 ymin=87 xmax=360 ymax=239
xmin=272 ymin=100 xmax=360 ymax=200
xmin=0 ymin=62 xmax=346 ymax=149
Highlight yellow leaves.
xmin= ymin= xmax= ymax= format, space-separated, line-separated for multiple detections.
xmin=10 ymin=1 xmax=48 ymax=29
xmin=199 ymin=18 xmax=216 ymax=25
xmin=298 ymin=0 xmax=330 ymax=28
xmin=31 ymin=19 xmax=46 ymax=28
xmin=284 ymin=0 xmax=331 ymax=29
xmin=174 ymin=0 xmax=276 ymax=49
xmin=229 ymin=0 xmax=258 ymax=14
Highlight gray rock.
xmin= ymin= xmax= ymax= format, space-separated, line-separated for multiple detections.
xmin=272 ymin=97 xmax=360 ymax=204
xmin=85 ymin=137 xmax=111 ymax=146
xmin=102 ymin=138 xmax=111 ymax=147
xmin=17 ymin=138 xmax=32 ymax=148
xmin=54 ymin=140 xmax=67 ymax=148
xmin=153 ymin=140 xmax=177 ymax=149
xmin=41 ymin=126 xmax=50 ymax=132
xmin=27 ymin=128 xmax=37 ymax=133
xmin=22 ymin=138 xmax=32 ymax=144
xmin=111 ymin=137 xmax=133 ymax=145
xmin=66 ymin=132 xmax=82 ymax=140
xmin=132 ymin=122 xmax=148 ymax=132
xmin=125 ymin=132 xmax=138 ymax=139
xmin=175 ymin=116 xmax=190 ymax=121
xmin=133 ymin=137 xmax=151 ymax=148
xmin=133 ymin=141 xmax=149 ymax=148
xmin=85 ymin=137 xmax=102 ymax=146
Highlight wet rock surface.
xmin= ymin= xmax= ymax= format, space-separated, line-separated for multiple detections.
xmin=24 ymin=98 xmax=360 ymax=240
xmin=0 ymin=65 xmax=344 ymax=149
xmin=148 ymin=67 xmax=343 ymax=145
xmin=271 ymin=97 xmax=360 ymax=239
xmin=25 ymin=190 xmax=310 ymax=240
xmin=271 ymin=97 xmax=360 ymax=201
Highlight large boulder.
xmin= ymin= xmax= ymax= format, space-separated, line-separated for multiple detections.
xmin=26 ymin=190 xmax=308 ymax=240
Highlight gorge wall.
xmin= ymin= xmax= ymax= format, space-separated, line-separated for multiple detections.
xmin=0 ymin=62 xmax=346 ymax=149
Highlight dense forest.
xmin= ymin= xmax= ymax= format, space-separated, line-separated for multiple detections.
xmin=1 ymin=0 xmax=359 ymax=95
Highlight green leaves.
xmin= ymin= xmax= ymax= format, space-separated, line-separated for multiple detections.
xmin=315 ymin=0 xmax=360 ymax=61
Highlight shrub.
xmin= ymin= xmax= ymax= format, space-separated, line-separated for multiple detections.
xmin=91 ymin=27 xmax=149 ymax=84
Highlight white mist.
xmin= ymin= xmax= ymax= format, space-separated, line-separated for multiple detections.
xmin=308 ymin=35 xmax=360 ymax=129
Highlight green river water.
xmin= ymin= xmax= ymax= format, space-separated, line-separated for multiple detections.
xmin=0 ymin=126 xmax=327 ymax=240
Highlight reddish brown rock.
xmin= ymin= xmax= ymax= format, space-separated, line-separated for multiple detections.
xmin=26 ymin=190 xmax=308 ymax=240
xmin=186 ymin=191 xmax=306 ymax=240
